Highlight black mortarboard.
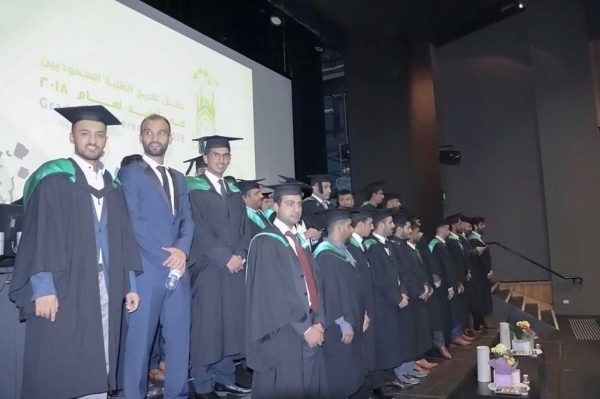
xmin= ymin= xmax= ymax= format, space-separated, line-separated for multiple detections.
xmin=278 ymin=175 xmax=313 ymax=197
xmin=435 ymin=219 xmax=451 ymax=229
xmin=461 ymin=216 xmax=473 ymax=225
xmin=391 ymin=211 xmax=410 ymax=227
xmin=193 ymin=135 xmax=242 ymax=152
xmin=446 ymin=213 xmax=462 ymax=225
xmin=349 ymin=208 xmax=373 ymax=224
xmin=307 ymin=174 xmax=333 ymax=193
xmin=372 ymin=209 xmax=393 ymax=225
xmin=55 ymin=105 xmax=121 ymax=127
xmin=363 ymin=180 xmax=385 ymax=195
xmin=237 ymin=178 xmax=265 ymax=195
xmin=316 ymin=208 xmax=359 ymax=228
xmin=385 ymin=193 xmax=402 ymax=202
xmin=261 ymin=189 xmax=272 ymax=198
xmin=266 ymin=181 xmax=312 ymax=199
xmin=337 ymin=189 xmax=353 ymax=197
xmin=183 ymin=155 xmax=207 ymax=175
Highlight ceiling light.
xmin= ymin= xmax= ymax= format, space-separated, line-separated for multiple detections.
xmin=270 ymin=16 xmax=282 ymax=26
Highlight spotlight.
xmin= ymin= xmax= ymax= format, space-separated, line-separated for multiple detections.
xmin=518 ymin=3 xmax=524 ymax=8
xmin=270 ymin=15 xmax=282 ymax=26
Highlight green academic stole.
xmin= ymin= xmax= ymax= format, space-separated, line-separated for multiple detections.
xmin=349 ymin=236 xmax=361 ymax=248
xmin=262 ymin=208 xmax=274 ymax=219
xmin=467 ymin=232 xmax=485 ymax=245
xmin=186 ymin=175 xmax=241 ymax=193
xmin=313 ymin=241 xmax=356 ymax=266
xmin=246 ymin=207 xmax=268 ymax=229
xmin=23 ymin=158 xmax=119 ymax=209
xmin=428 ymin=238 xmax=443 ymax=252
xmin=363 ymin=238 xmax=378 ymax=250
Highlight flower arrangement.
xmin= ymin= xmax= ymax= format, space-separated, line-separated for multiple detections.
xmin=514 ymin=321 xmax=536 ymax=340
xmin=489 ymin=344 xmax=518 ymax=388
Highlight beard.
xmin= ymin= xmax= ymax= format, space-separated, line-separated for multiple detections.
xmin=143 ymin=141 xmax=168 ymax=157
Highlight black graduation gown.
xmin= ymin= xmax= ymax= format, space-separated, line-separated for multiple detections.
xmin=302 ymin=196 xmax=327 ymax=232
xmin=246 ymin=207 xmax=272 ymax=238
xmin=416 ymin=237 xmax=448 ymax=332
xmin=458 ymin=235 xmax=487 ymax=319
xmin=389 ymin=238 xmax=432 ymax=357
xmin=187 ymin=175 xmax=251 ymax=367
xmin=446 ymin=236 xmax=470 ymax=324
xmin=365 ymin=236 xmax=411 ymax=369
xmin=347 ymin=238 xmax=376 ymax=374
xmin=314 ymin=243 xmax=365 ymax=399
xmin=246 ymin=226 xmax=328 ymax=399
xmin=469 ymin=234 xmax=493 ymax=317
xmin=9 ymin=161 xmax=142 ymax=399
xmin=429 ymin=238 xmax=464 ymax=328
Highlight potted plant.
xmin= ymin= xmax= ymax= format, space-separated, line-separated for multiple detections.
xmin=512 ymin=321 xmax=536 ymax=352
xmin=489 ymin=344 xmax=518 ymax=388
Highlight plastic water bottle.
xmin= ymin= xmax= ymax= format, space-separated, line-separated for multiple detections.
xmin=165 ymin=269 xmax=182 ymax=290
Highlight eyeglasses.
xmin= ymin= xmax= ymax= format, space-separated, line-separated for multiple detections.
xmin=208 ymin=152 xmax=232 ymax=161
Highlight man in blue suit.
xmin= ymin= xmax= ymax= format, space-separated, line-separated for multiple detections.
xmin=119 ymin=114 xmax=194 ymax=399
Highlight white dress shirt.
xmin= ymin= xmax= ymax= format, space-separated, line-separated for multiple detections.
xmin=72 ymin=154 xmax=105 ymax=263
xmin=143 ymin=154 xmax=175 ymax=215
xmin=352 ymin=232 xmax=365 ymax=251
xmin=204 ymin=169 xmax=226 ymax=196
xmin=273 ymin=217 xmax=312 ymax=306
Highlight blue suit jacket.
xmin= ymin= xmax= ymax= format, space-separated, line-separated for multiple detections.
xmin=118 ymin=160 xmax=194 ymax=272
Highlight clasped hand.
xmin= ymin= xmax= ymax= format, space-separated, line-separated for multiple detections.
xmin=226 ymin=255 xmax=244 ymax=273
xmin=304 ymin=323 xmax=325 ymax=348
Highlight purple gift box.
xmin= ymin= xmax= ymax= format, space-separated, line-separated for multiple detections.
xmin=494 ymin=371 xmax=513 ymax=388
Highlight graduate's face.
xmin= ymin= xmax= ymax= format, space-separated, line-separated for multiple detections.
xmin=70 ymin=120 xmax=107 ymax=161
xmin=274 ymin=195 xmax=303 ymax=226
xmin=204 ymin=147 xmax=231 ymax=176
xmin=385 ymin=198 xmax=401 ymax=209
xmin=475 ymin=222 xmax=486 ymax=233
xmin=377 ymin=216 xmax=395 ymax=237
xmin=372 ymin=190 xmax=385 ymax=205
xmin=338 ymin=194 xmax=355 ymax=208
xmin=313 ymin=182 xmax=332 ymax=200
xmin=244 ymin=188 xmax=263 ymax=210
xmin=409 ymin=227 xmax=421 ymax=243
xmin=261 ymin=197 xmax=272 ymax=211
xmin=337 ymin=218 xmax=354 ymax=241
xmin=356 ymin=218 xmax=374 ymax=237
xmin=140 ymin=118 xmax=172 ymax=157
xmin=396 ymin=222 xmax=412 ymax=239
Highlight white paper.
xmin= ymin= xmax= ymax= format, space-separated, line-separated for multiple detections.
xmin=500 ymin=322 xmax=512 ymax=349
xmin=477 ymin=345 xmax=492 ymax=382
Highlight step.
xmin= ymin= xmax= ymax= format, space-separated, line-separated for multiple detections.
xmin=540 ymin=310 xmax=557 ymax=328
xmin=508 ymin=294 xmax=524 ymax=309
xmin=494 ymin=289 xmax=510 ymax=301
xmin=524 ymin=302 xmax=538 ymax=319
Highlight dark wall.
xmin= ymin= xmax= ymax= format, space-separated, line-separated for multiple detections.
xmin=344 ymin=35 xmax=419 ymax=213
xmin=527 ymin=0 xmax=600 ymax=315
xmin=434 ymin=13 xmax=551 ymax=281
xmin=141 ymin=0 xmax=327 ymax=179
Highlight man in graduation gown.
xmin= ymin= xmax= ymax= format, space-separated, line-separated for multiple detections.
xmin=446 ymin=214 xmax=478 ymax=341
xmin=364 ymin=209 xmax=417 ymax=390
xmin=239 ymin=178 xmax=272 ymax=237
xmin=361 ymin=181 xmax=385 ymax=210
xmin=467 ymin=217 xmax=494 ymax=330
xmin=186 ymin=135 xmax=252 ymax=398
xmin=302 ymin=174 xmax=333 ymax=239
xmin=429 ymin=219 xmax=472 ymax=347
xmin=313 ymin=209 xmax=366 ymax=399
xmin=261 ymin=190 xmax=273 ymax=216
xmin=246 ymin=181 xmax=328 ymax=399
xmin=120 ymin=114 xmax=194 ymax=399
xmin=389 ymin=213 xmax=437 ymax=373
xmin=384 ymin=194 xmax=402 ymax=211
xmin=410 ymin=219 xmax=451 ymax=360
xmin=9 ymin=105 xmax=143 ymax=399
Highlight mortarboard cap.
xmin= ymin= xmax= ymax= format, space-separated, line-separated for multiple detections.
xmin=461 ymin=215 xmax=473 ymax=225
xmin=266 ymin=181 xmax=312 ymax=199
xmin=237 ymin=178 xmax=265 ymax=195
xmin=316 ymin=208 xmax=359 ymax=228
xmin=435 ymin=219 xmax=451 ymax=229
xmin=391 ymin=211 xmax=410 ymax=227
xmin=55 ymin=105 xmax=121 ymax=127
xmin=337 ymin=189 xmax=353 ymax=197
xmin=183 ymin=155 xmax=207 ymax=175
xmin=261 ymin=189 xmax=272 ymax=198
xmin=278 ymin=175 xmax=313 ymax=197
xmin=363 ymin=180 xmax=385 ymax=195
xmin=193 ymin=135 xmax=242 ymax=152
xmin=446 ymin=213 xmax=462 ymax=225
xmin=372 ymin=209 xmax=393 ymax=225
xmin=307 ymin=174 xmax=333 ymax=193
xmin=349 ymin=208 xmax=373 ymax=224
xmin=385 ymin=193 xmax=402 ymax=202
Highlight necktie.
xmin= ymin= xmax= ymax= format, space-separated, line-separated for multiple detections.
xmin=156 ymin=166 xmax=172 ymax=211
xmin=285 ymin=231 xmax=319 ymax=311
xmin=218 ymin=179 xmax=228 ymax=203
